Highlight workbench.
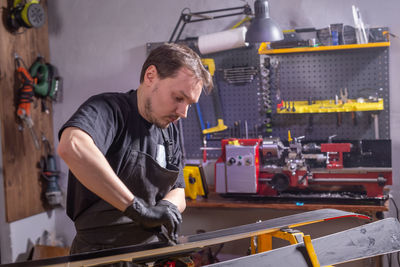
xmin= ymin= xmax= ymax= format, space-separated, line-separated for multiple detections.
xmin=186 ymin=191 xmax=388 ymax=220
xmin=184 ymin=192 xmax=389 ymax=266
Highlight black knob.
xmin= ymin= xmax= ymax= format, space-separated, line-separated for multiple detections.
xmin=188 ymin=175 xmax=196 ymax=184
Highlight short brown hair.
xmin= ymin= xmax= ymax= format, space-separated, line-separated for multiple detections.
xmin=140 ymin=43 xmax=213 ymax=94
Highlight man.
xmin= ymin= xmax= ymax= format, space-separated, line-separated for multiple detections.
xmin=58 ymin=43 xmax=212 ymax=254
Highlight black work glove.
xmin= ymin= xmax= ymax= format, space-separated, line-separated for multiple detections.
xmin=123 ymin=197 xmax=182 ymax=242
xmin=156 ymin=199 xmax=182 ymax=242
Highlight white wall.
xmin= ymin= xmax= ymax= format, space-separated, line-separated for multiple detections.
xmin=2 ymin=0 xmax=399 ymax=265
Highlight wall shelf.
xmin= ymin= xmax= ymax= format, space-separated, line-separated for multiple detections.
xmin=258 ymin=41 xmax=390 ymax=55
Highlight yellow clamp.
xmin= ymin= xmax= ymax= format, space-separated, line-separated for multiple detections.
xmin=183 ymin=165 xmax=207 ymax=200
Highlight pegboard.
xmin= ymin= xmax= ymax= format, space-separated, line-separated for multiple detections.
xmin=262 ymin=47 xmax=390 ymax=141
xmin=147 ymin=43 xmax=390 ymax=160
xmin=182 ymin=46 xmax=261 ymax=159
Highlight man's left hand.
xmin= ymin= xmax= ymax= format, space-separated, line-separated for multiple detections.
xmin=156 ymin=199 xmax=182 ymax=242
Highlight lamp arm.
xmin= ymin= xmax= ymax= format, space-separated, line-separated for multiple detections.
xmin=169 ymin=4 xmax=252 ymax=43
xmin=169 ymin=11 xmax=190 ymax=43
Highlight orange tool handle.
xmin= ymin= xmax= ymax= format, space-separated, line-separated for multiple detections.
xmin=16 ymin=67 xmax=35 ymax=117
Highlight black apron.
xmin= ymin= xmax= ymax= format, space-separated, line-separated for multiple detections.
xmin=70 ymin=146 xmax=180 ymax=255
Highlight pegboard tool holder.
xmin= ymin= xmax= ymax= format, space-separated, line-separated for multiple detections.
xmin=259 ymin=41 xmax=390 ymax=141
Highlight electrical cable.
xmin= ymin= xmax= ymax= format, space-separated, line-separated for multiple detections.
xmin=390 ymin=196 xmax=399 ymax=220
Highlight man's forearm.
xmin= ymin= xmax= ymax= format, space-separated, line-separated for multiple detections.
xmin=58 ymin=127 xmax=134 ymax=211
xmin=162 ymin=188 xmax=186 ymax=212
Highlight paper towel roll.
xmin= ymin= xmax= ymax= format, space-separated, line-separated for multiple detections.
xmin=198 ymin=26 xmax=248 ymax=55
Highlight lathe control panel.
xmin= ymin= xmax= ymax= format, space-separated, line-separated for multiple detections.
xmin=225 ymin=144 xmax=258 ymax=193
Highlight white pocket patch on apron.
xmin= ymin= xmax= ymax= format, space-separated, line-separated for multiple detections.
xmin=156 ymin=144 xmax=167 ymax=168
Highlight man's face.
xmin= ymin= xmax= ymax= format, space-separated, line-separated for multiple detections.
xmin=142 ymin=66 xmax=203 ymax=128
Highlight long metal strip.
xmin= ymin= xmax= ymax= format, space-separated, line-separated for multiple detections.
xmin=0 ymin=209 xmax=369 ymax=267
xmin=206 ymin=218 xmax=400 ymax=267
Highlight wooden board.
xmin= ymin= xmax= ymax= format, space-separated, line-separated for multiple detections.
xmin=0 ymin=0 xmax=54 ymax=222
xmin=207 ymin=217 xmax=400 ymax=267
xmin=0 ymin=209 xmax=370 ymax=266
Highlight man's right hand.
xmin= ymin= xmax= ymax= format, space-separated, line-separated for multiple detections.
xmin=123 ymin=196 xmax=182 ymax=240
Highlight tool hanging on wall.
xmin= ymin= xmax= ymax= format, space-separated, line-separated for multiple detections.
xmin=40 ymin=134 xmax=62 ymax=206
xmin=6 ymin=0 xmax=46 ymax=33
xmin=260 ymin=57 xmax=273 ymax=134
xmin=222 ymin=66 xmax=257 ymax=84
xmin=14 ymin=54 xmax=40 ymax=149
xmin=201 ymin=58 xmax=228 ymax=135
xmin=30 ymin=56 xmax=62 ymax=113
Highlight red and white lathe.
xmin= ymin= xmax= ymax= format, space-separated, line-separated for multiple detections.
xmin=215 ymin=137 xmax=392 ymax=201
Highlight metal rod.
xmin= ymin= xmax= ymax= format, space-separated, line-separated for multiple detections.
xmin=372 ymin=114 xmax=379 ymax=139
xmin=259 ymin=178 xmax=272 ymax=182
xmin=190 ymin=5 xmax=250 ymax=16
xmin=200 ymin=147 xmax=222 ymax=151
xmin=245 ymin=120 xmax=248 ymax=139
xmin=169 ymin=14 xmax=185 ymax=42
xmin=309 ymin=178 xmax=385 ymax=183
xmin=169 ymin=5 xmax=251 ymax=42
xmin=189 ymin=12 xmax=248 ymax=22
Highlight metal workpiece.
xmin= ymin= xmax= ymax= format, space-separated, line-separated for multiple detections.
xmin=8 ymin=209 xmax=375 ymax=267
xmin=206 ymin=218 xmax=400 ymax=267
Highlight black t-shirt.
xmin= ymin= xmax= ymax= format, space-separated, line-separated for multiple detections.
xmin=58 ymin=90 xmax=185 ymax=221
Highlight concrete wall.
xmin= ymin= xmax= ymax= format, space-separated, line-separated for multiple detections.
xmin=1 ymin=0 xmax=399 ymax=265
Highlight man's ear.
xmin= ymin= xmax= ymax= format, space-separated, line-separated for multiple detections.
xmin=143 ymin=65 xmax=158 ymax=85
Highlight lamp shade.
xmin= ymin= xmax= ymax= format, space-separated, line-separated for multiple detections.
xmin=245 ymin=0 xmax=283 ymax=43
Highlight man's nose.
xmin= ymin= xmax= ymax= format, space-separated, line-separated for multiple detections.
xmin=176 ymin=103 xmax=189 ymax=119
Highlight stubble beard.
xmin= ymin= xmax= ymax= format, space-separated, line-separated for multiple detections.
xmin=144 ymin=97 xmax=169 ymax=129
